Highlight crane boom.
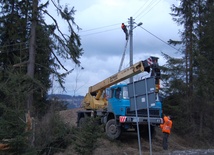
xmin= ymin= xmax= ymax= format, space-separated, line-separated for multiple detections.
xmin=89 ymin=60 xmax=145 ymax=93
xmin=89 ymin=56 xmax=159 ymax=94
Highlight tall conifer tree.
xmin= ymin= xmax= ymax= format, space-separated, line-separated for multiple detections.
xmin=163 ymin=0 xmax=214 ymax=142
xmin=0 ymin=0 xmax=83 ymax=152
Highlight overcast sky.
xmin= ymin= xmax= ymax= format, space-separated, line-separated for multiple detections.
xmin=47 ymin=0 xmax=182 ymax=96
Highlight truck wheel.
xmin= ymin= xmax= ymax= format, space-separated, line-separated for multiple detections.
xmin=105 ymin=119 xmax=121 ymax=140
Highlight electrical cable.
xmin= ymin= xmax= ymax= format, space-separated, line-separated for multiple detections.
xmin=79 ymin=27 xmax=119 ymax=37
xmin=135 ymin=0 xmax=162 ymax=21
xmin=79 ymin=23 xmax=122 ymax=33
xmin=132 ymin=0 xmax=151 ymax=18
xmin=134 ymin=0 xmax=156 ymax=19
xmin=78 ymin=21 xmax=180 ymax=53
xmin=0 ymin=26 xmax=180 ymax=54
xmin=139 ymin=26 xmax=180 ymax=52
xmin=77 ymin=22 xmax=128 ymax=37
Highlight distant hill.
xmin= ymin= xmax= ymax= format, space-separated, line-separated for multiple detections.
xmin=47 ymin=94 xmax=84 ymax=109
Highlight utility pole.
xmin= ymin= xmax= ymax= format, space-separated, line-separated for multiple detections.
xmin=128 ymin=17 xmax=144 ymax=155
xmin=128 ymin=17 xmax=142 ymax=83
xmin=129 ymin=17 xmax=134 ymax=83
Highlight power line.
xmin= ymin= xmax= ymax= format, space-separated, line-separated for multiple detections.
xmin=79 ymin=27 xmax=119 ymax=37
xmin=77 ymin=22 xmax=126 ymax=37
xmin=79 ymin=23 xmax=122 ymax=33
xmin=132 ymin=0 xmax=151 ymax=17
xmin=76 ymin=0 xmax=161 ymax=35
xmin=135 ymin=0 xmax=162 ymax=21
xmin=78 ymin=21 xmax=180 ymax=53
xmin=134 ymin=0 xmax=156 ymax=19
xmin=139 ymin=26 xmax=180 ymax=52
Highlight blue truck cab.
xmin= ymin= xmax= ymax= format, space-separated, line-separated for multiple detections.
xmin=105 ymin=83 xmax=163 ymax=139
xmin=107 ymin=83 xmax=162 ymax=119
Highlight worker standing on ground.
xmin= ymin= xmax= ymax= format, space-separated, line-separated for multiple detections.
xmin=121 ymin=23 xmax=128 ymax=40
xmin=160 ymin=115 xmax=173 ymax=150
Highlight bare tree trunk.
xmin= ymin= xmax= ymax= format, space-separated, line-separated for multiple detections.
xmin=27 ymin=0 xmax=38 ymax=111
xmin=27 ymin=0 xmax=38 ymax=147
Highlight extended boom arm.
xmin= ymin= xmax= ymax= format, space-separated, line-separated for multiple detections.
xmin=83 ymin=56 xmax=160 ymax=110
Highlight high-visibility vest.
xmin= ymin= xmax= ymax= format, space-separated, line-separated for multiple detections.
xmin=160 ymin=116 xmax=172 ymax=134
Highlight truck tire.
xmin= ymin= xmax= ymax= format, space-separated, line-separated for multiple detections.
xmin=105 ymin=119 xmax=121 ymax=140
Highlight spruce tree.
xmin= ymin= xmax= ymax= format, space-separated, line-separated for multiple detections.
xmin=163 ymin=0 xmax=214 ymax=143
xmin=0 ymin=0 xmax=83 ymax=153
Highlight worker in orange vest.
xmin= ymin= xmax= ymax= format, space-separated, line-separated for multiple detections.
xmin=121 ymin=23 xmax=128 ymax=40
xmin=160 ymin=115 xmax=173 ymax=150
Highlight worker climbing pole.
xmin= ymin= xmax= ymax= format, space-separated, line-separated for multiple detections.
xmin=121 ymin=23 xmax=129 ymax=40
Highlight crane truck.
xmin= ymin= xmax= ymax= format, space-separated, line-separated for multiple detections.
xmin=77 ymin=56 xmax=163 ymax=140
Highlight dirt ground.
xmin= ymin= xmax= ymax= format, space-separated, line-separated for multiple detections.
xmin=57 ymin=108 xmax=207 ymax=155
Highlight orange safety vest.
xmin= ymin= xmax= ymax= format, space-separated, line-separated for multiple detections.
xmin=160 ymin=116 xmax=172 ymax=134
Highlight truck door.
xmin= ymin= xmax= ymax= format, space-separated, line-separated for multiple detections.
xmin=115 ymin=87 xmax=122 ymax=99
xmin=108 ymin=86 xmax=129 ymax=116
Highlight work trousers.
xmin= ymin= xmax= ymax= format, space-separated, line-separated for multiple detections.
xmin=163 ymin=132 xmax=169 ymax=150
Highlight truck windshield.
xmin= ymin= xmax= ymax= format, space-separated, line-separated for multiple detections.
xmin=122 ymin=86 xmax=129 ymax=99
xmin=108 ymin=86 xmax=129 ymax=99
